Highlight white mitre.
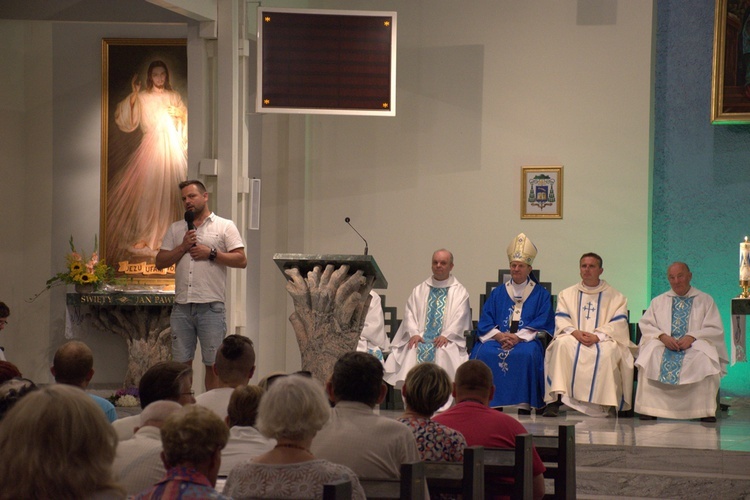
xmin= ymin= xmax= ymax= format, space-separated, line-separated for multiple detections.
xmin=506 ymin=233 xmax=537 ymax=266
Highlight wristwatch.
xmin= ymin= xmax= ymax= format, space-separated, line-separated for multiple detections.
xmin=209 ymin=248 xmax=217 ymax=261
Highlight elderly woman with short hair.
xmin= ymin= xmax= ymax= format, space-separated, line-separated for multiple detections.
xmin=398 ymin=362 xmax=467 ymax=462
xmin=223 ymin=374 xmax=365 ymax=499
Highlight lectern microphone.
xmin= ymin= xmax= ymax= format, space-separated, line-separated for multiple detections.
xmin=345 ymin=217 xmax=369 ymax=255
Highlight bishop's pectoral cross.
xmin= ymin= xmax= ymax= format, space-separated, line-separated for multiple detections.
xmin=583 ymin=301 xmax=596 ymax=320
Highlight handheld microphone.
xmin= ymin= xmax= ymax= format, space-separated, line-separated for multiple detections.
xmin=184 ymin=210 xmax=196 ymax=231
xmin=345 ymin=217 xmax=369 ymax=255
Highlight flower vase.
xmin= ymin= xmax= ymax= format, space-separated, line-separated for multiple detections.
xmin=75 ymin=283 xmax=96 ymax=294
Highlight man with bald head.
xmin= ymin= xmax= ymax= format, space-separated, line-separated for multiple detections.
xmin=635 ymin=262 xmax=729 ymax=422
xmin=384 ymin=249 xmax=472 ymax=410
xmin=51 ymin=340 xmax=117 ymax=422
xmin=433 ymin=360 xmax=546 ymax=500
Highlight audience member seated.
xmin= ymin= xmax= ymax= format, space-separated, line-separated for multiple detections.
xmin=470 ymin=234 xmax=554 ymax=413
xmin=132 ymin=405 xmax=230 ymax=499
xmin=397 ymin=362 xmax=466 ymax=462
xmin=51 ymin=340 xmax=118 ymax=423
xmin=113 ymin=361 xmax=196 ymax=441
xmin=0 ymin=360 xmax=22 ymax=384
xmin=112 ymin=400 xmax=183 ymax=495
xmin=0 ymin=384 xmax=125 ymax=499
xmin=196 ymin=334 xmax=256 ymax=419
xmin=434 ymin=360 xmax=546 ymax=500
xmin=544 ymin=252 xmax=635 ymax=417
xmin=356 ymin=290 xmax=391 ymax=363
xmin=312 ymin=351 xmax=420 ymax=479
xmin=0 ymin=301 xmax=9 ymax=361
xmin=635 ymin=262 xmax=729 ymax=422
xmin=223 ymin=374 xmax=366 ymax=499
xmin=0 ymin=377 xmax=37 ymax=420
xmin=219 ymin=385 xmax=276 ymax=476
xmin=384 ymin=249 xmax=472 ymax=411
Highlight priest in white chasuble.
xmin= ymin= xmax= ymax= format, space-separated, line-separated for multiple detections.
xmin=544 ymin=253 xmax=635 ymax=417
xmin=470 ymin=233 xmax=554 ymax=411
xmin=635 ymin=262 xmax=728 ymax=422
xmin=384 ymin=249 xmax=471 ymax=409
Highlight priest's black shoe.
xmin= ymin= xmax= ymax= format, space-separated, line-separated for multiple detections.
xmin=700 ymin=416 xmax=717 ymax=423
xmin=638 ymin=414 xmax=657 ymax=421
xmin=542 ymin=403 xmax=560 ymax=417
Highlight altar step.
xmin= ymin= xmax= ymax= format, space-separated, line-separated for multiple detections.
xmin=574 ymin=443 xmax=750 ymax=498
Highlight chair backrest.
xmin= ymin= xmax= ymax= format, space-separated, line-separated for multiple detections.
xmin=484 ymin=433 xmax=534 ymax=500
xmin=379 ymin=294 xmax=400 ymax=341
xmin=532 ymin=424 xmax=576 ymax=499
xmin=359 ymin=460 xmax=426 ymax=499
xmin=323 ymin=479 xmax=353 ymax=500
xmin=420 ymin=445 xmax=484 ymax=498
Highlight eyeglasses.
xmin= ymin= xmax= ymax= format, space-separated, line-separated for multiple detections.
xmin=181 ymin=390 xmax=195 ymax=397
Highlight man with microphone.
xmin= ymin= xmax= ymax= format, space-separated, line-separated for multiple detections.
xmin=156 ymin=180 xmax=246 ymax=390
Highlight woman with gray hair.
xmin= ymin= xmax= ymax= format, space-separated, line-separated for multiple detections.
xmin=223 ymin=374 xmax=365 ymax=499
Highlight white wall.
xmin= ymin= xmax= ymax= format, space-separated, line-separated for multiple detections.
xmin=258 ymin=0 xmax=655 ymax=374
xmin=0 ymin=0 xmax=655 ymax=385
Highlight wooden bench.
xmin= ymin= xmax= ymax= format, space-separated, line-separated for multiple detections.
xmin=323 ymin=479 xmax=353 ymax=500
xmin=532 ymin=424 xmax=576 ymax=499
xmin=359 ymin=461 xmax=426 ymax=499
xmin=423 ymin=436 xmax=534 ymax=500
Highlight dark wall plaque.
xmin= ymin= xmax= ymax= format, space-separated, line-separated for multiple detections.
xmin=257 ymin=8 xmax=396 ymax=116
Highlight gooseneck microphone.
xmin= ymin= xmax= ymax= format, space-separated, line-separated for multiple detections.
xmin=185 ymin=210 xmax=196 ymax=231
xmin=345 ymin=217 xmax=369 ymax=255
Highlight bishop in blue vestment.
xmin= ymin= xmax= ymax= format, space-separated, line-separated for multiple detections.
xmin=470 ymin=233 xmax=554 ymax=409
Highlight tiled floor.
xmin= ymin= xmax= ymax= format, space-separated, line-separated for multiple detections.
xmin=383 ymin=396 xmax=750 ymax=453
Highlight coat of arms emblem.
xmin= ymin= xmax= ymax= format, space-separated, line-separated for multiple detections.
xmin=526 ymin=174 xmax=556 ymax=210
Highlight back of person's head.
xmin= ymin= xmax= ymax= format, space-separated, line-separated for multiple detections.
xmin=160 ymin=405 xmax=229 ymax=469
xmin=139 ymin=400 xmax=183 ymax=428
xmin=215 ymin=334 xmax=256 ymax=386
xmin=0 ymin=377 xmax=37 ymax=421
xmin=256 ymin=374 xmax=330 ymax=441
xmin=0 ymin=360 xmax=22 ymax=384
xmin=139 ymin=361 xmax=193 ymax=408
xmin=403 ymin=363 xmax=452 ymax=416
xmin=227 ymin=385 xmax=264 ymax=427
xmin=454 ymin=360 xmax=493 ymax=399
xmin=0 ymin=384 xmax=122 ymax=499
xmin=52 ymin=340 xmax=94 ymax=386
xmin=330 ymin=351 xmax=384 ymax=406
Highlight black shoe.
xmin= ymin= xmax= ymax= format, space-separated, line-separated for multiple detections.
xmin=639 ymin=414 xmax=657 ymax=421
xmin=517 ymin=408 xmax=531 ymax=416
xmin=542 ymin=404 xmax=559 ymax=417
xmin=700 ymin=416 xmax=717 ymax=423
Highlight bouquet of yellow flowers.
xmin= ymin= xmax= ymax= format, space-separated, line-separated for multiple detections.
xmin=46 ymin=236 xmax=117 ymax=289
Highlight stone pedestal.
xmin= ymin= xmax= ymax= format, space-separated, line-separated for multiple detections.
xmin=66 ymin=292 xmax=174 ymax=387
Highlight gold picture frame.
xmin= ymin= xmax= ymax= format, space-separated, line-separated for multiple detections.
xmin=100 ymin=38 xmax=187 ymax=285
xmin=521 ymin=166 xmax=563 ymax=219
xmin=711 ymin=0 xmax=750 ymax=123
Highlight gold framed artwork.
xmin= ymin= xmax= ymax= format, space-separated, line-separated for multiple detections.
xmin=100 ymin=38 xmax=187 ymax=285
xmin=711 ymin=0 xmax=750 ymax=124
xmin=521 ymin=166 xmax=563 ymax=219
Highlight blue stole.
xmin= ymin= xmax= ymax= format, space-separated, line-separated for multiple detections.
xmin=658 ymin=296 xmax=694 ymax=384
xmin=417 ymin=287 xmax=448 ymax=363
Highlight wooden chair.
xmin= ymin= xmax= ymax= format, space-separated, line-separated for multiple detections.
xmin=323 ymin=479 xmax=353 ymax=500
xmin=483 ymin=434 xmax=535 ymax=500
xmin=532 ymin=424 xmax=576 ymax=499
xmin=359 ymin=461 xmax=426 ymax=499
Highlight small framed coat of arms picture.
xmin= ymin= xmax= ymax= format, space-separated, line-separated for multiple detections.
xmin=521 ymin=166 xmax=563 ymax=219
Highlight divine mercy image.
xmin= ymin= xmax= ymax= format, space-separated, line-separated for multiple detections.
xmin=104 ymin=43 xmax=188 ymax=275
